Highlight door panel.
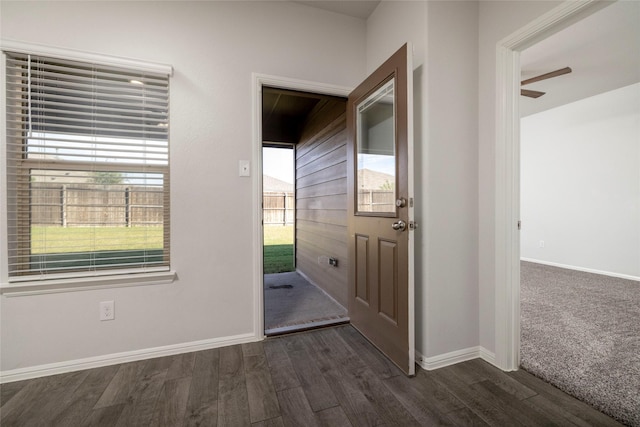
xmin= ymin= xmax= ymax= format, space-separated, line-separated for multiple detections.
xmin=355 ymin=234 xmax=370 ymax=304
xmin=347 ymin=44 xmax=414 ymax=376
xmin=378 ymin=238 xmax=398 ymax=323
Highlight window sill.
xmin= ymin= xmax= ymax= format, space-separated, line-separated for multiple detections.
xmin=0 ymin=270 xmax=177 ymax=297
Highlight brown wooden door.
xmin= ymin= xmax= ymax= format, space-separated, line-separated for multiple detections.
xmin=347 ymin=44 xmax=415 ymax=376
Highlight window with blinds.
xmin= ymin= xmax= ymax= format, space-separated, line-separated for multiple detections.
xmin=4 ymin=51 xmax=170 ymax=280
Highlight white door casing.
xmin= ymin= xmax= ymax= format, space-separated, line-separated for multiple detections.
xmin=494 ymin=0 xmax=610 ymax=370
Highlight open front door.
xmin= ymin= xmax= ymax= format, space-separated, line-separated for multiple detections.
xmin=347 ymin=44 xmax=415 ymax=375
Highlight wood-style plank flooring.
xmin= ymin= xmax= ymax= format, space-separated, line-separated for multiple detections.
xmin=0 ymin=325 xmax=624 ymax=426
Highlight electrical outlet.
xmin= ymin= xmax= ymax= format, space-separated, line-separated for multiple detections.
xmin=539 ymin=240 xmax=545 ymax=248
xmin=99 ymin=301 xmax=115 ymax=321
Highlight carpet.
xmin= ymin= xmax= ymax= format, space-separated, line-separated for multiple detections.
xmin=520 ymin=261 xmax=640 ymax=426
xmin=264 ymin=271 xmax=348 ymax=333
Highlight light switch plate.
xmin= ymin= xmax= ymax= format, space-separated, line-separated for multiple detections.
xmin=239 ymin=160 xmax=250 ymax=177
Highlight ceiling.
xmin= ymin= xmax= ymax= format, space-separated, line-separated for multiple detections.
xmin=292 ymin=1 xmax=380 ymax=19
xmin=288 ymin=1 xmax=639 ymax=118
xmin=262 ymin=87 xmax=345 ymax=144
xmin=520 ymin=1 xmax=640 ymax=117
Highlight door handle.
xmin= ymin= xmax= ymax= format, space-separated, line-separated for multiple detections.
xmin=392 ymin=220 xmax=407 ymax=231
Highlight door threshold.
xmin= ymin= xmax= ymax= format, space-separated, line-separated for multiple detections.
xmin=265 ymin=318 xmax=350 ymax=337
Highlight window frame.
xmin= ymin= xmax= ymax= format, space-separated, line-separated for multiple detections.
xmin=0 ymin=40 xmax=175 ymax=295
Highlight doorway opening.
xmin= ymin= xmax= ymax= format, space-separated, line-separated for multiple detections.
xmin=261 ymin=85 xmax=349 ymax=336
xmin=493 ymin=0 xmax=610 ymax=371
xmin=517 ymin=2 xmax=640 ymax=423
xmin=262 ymin=145 xmax=295 ymax=275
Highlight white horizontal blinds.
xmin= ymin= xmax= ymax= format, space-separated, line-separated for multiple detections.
xmin=5 ymin=51 xmax=170 ymax=279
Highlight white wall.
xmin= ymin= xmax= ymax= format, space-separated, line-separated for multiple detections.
xmin=0 ymin=1 xmax=366 ymax=373
xmin=5 ymin=0 xmax=629 ymax=377
xmin=367 ymin=1 xmax=480 ymax=360
xmin=521 ymin=83 xmax=640 ymax=279
xmin=477 ymin=0 xmax=562 ymax=354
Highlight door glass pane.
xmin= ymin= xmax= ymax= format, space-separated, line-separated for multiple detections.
xmin=356 ymin=79 xmax=395 ymax=214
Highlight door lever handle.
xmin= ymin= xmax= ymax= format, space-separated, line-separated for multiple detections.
xmin=392 ymin=220 xmax=407 ymax=231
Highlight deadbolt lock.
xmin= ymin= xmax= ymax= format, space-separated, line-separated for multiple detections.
xmin=395 ymin=198 xmax=407 ymax=208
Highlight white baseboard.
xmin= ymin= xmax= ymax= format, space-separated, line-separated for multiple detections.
xmin=0 ymin=332 xmax=259 ymax=384
xmin=521 ymin=258 xmax=640 ymax=282
xmin=415 ymin=346 xmax=496 ymax=371
xmin=479 ymin=347 xmax=497 ymax=366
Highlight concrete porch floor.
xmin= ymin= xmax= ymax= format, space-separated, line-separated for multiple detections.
xmin=264 ymin=271 xmax=348 ymax=335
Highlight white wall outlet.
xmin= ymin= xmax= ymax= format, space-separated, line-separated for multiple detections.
xmin=239 ymin=160 xmax=250 ymax=177
xmin=539 ymin=240 xmax=545 ymax=248
xmin=99 ymin=301 xmax=115 ymax=321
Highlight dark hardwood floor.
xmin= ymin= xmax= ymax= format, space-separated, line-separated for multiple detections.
xmin=0 ymin=325 xmax=623 ymax=426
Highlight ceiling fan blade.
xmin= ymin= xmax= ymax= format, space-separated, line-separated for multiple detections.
xmin=521 ymin=89 xmax=545 ymax=98
xmin=521 ymin=67 xmax=572 ymax=86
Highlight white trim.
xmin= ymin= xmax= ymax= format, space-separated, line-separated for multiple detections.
xmin=0 ymin=39 xmax=173 ymax=76
xmin=253 ymin=73 xmax=352 ymax=99
xmin=251 ymin=73 xmax=352 ymax=339
xmin=0 ymin=52 xmax=9 ymax=286
xmin=415 ymin=346 xmax=496 ymax=371
xmin=406 ymin=42 xmax=416 ymax=377
xmin=252 ymin=74 xmax=265 ymax=341
xmin=479 ymin=347 xmax=497 ymax=366
xmin=1 ymin=270 xmax=177 ymax=297
xmin=494 ymin=43 xmax=521 ymax=371
xmin=0 ymin=332 xmax=257 ymax=384
xmin=521 ymin=258 xmax=640 ymax=282
xmin=494 ymin=0 xmax=609 ymax=371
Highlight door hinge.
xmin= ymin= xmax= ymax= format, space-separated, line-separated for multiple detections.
xmin=409 ymin=221 xmax=418 ymax=230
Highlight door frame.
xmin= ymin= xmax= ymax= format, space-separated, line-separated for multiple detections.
xmin=251 ymin=74 xmax=352 ymax=338
xmin=493 ymin=0 xmax=611 ymax=370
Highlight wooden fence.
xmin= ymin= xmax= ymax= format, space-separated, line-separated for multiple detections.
xmin=263 ymin=192 xmax=294 ymax=225
xmin=31 ymin=184 xmax=163 ymax=227
xmin=31 ymin=186 xmax=390 ymax=227
xmin=357 ymin=189 xmax=395 ymax=212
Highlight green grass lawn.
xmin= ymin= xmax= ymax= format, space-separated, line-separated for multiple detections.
xmin=31 ymin=225 xmax=293 ymax=273
xmin=264 ymin=225 xmax=294 ymax=274
xmin=27 ymin=226 xmax=164 ymax=271
xmin=31 ymin=226 xmax=164 ymax=254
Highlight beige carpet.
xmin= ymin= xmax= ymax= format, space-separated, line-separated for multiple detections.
xmin=520 ymin=261 xmax=640 ymax=426
xmin=264 ymin=271 xmax=348 ymax=334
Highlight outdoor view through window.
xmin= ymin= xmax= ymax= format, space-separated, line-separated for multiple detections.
xmin=356 ymin=79 xmax=396 ymax=214
xmin=5 ymin=52 xmax=170 ymax=278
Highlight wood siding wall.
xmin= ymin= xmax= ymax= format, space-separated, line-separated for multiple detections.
xmin=295 ymin=99 xmax=348 ymax=307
